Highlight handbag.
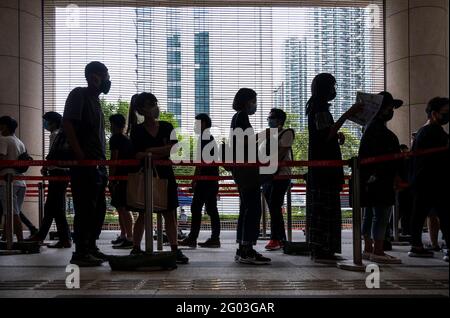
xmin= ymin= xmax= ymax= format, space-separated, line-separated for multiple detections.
xmin=126 ymin=168 xmax=168 ymax=212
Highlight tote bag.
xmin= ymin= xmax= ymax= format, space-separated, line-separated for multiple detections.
xmin=127 ymin=168 xmax=168 ymax=212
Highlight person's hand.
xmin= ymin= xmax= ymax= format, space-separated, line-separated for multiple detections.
xmin=41 ymin=167 xmax=48 ymax=176
xmin=337 ymin=132 xmax=346 ymax=145
xmin=345 ymin=102 xmax=364 ymax=118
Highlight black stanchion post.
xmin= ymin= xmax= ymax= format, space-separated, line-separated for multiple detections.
xmin=38 ymin=182 xmax=44 ymax=229
xmin=144 ymin=153 xmax=153 ymax=253
xmin=259 ymin=191 xmax=270 ymax=240
xmin=337 ymin=157 xmax=365 ymax=271
xmin=5 ymin=174 xmax=14 ymax=250
xmin=157 ymin=213 xmax=163 ymax=251
xmin=286 ymin=183 xmax=292 ymax=242
xmin=391 ymin=191 xmax=408 ymax=246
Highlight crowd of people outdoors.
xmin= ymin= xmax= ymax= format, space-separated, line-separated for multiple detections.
xmin=0 ymin=61 xmax=448 ymax=267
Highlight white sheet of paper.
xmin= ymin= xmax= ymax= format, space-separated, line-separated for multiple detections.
xmin=348 ymin=92 xmax=384 ymax=126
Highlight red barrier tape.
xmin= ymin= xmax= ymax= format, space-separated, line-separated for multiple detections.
xmin=154 ymin=159 xmax=348 ymax=168
xmin=360 ymin=146 xmax=448 ymax=165
xmin=0 ymin=159 xmax=140 ymax=168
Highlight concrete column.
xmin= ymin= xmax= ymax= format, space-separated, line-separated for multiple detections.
xmin=386 ymin=0 xmax=449 ymax=146
xmin=0 ymin=0 xmax=43 ymax=226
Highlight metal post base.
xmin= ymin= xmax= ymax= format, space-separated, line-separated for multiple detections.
xmin=109 ymin=251 xmax=177 ymax=271
xmin=0 ymin=241 xmax=41 ymax=254
xmin=337 ymin=260 xmax=366 ymax=272
xmin=391 ymin=241 xmax=410 ymax=246
xmin=258 ymin=234 xmax=271 ymax=240
xmin=0 ymin=249 xmax=23 ymax=255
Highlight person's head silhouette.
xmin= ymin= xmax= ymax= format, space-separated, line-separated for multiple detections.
xmin=85 ymin=61 xmax=111 ymax=95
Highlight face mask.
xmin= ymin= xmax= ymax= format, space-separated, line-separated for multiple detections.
xmin=150 ymin=106 xmax=160 ymax=119
xmin=43 ymin=120 xmax=50 ymax=131
xmin=268 ymin=118 xmax=278 ymax=128
xmin=100 ymin=79 xmax=111 ymax=95
xmin=328 ymin=89 xmax=337 ymax=101
xmin=381 ymin=110 xmax=394 ymax=122
xmin=439 ymin=113 xmax=449 ymax=125
xmin=247 ymin=103 xmax=257 ymax=115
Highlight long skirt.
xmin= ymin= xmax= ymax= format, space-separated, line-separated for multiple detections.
xmin=306 ymin=187 xmax=342 ymax=255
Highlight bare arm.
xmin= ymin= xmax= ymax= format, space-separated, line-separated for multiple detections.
xmin=63 ymin=119 xmax=85 ymax=160
xmin=327 ymin=102 xmax=364 ymax=141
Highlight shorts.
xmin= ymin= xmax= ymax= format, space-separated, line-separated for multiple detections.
xmin=111 ymin=181 xmax=127 ymax=209
xmin=0 ymin=185 xmax=26 ymax=215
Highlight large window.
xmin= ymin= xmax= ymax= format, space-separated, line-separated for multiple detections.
xmin=43 ymin=0 xmax=384 ymax=213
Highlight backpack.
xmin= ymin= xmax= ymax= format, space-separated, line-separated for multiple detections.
xmin=15 ymin=151 xmax=33 ymax=174
xmin=46 ymin=131 xmax=73 ymax=161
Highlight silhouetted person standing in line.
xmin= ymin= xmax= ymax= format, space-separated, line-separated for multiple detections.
xmin=63 ymin=61 xmax=110 ymax=267
xmin=408 ymin=97 xmax=449 ymax=262
xmin=26 ymin=112 xmax=71 ymax=248
xmin=305 ymin=73 xmax=363 ymax=262
xmin=230 ymin=88 xmax=271 ymax=265
xmin=179 ymin=113 xmax=221 ymax=248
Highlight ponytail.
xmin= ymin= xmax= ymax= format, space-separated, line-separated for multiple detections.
xmin=127 ymin=93 xmax=139 ymax=136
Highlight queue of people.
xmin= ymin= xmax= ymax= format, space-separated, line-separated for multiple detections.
xmin=0 ymin=62 xmax=448 ymax=267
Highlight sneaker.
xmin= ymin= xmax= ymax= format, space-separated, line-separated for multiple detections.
xmin=238 ymin=248 xmax=271 ymax=265
xmin=370 ymin=253 xmax=402 ymax=264
xmin=443 ymin=251 xmax=449 ymax=263
xmin=178 ymin=237 xmax=197 ymax=248
xmin=408 ymin=247 xmax=434 ymax=258
xmin=362 ymin=251 xmax=372 ymax=260
xmin=175 ymin=249 xmax=189 ymax=264
xmin=112 ymin=239 xmax=133 ymax=249
xmin=24 ymin=235 xmax=43 ymax=245
xmin=425 ymin=244 xmax=442 ymax=252
xmin=47 ymin=240 xmax=72 ymax=249
xmin=234 ymin=249 xmax=241 ymax=262
xmin=29 ymin=227 xmax=39 ymax=237
xmin=70 ymin=253 xmax=103 ymax=267
xmin=111 ymin=236 xmax=125 ymax=245
xmin=198 ymin=238 xmax=221 ymax=248
xmin=265 ymin=240 xmax=282 ymax=251
xmin=130 ymin=247 xmax=145 ymax=255
xmin=89 ymin=247 xmax=110 ymax=262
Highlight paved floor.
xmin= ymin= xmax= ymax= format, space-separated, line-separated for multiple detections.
xmin=0 ymin=230 xmax=448 ymax=298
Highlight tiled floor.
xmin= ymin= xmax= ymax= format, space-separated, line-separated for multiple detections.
xmin=0 ymin=231 xmax=448 ymax=297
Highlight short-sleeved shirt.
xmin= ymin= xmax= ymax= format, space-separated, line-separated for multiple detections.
xmin=410 ymin=124 xmax=449 ymax=201
xmin=109 ymin=133 xmax=135 ymax=176
xmin=130 ymin=121 xmax=178 ymax=179
xmin=258 ymin=128 xmax=294 ymax=176
xmin=230 ymin=111 xmax=255 ymax=163
xmin=307 ymin=103 xmax=344 ymax=189
xmin=63 ymin=87 xmax=106 ymax=160
xmin=359 ymin=118 xmax=401 ymax=207
xmin=0 ymin=135 xmax=27 ymax=187
xmin=196 ymin=135 xmax=220 ymax=179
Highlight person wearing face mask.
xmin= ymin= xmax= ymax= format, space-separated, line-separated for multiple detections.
xmin=259 ymin=108 xmax=294 ymax=251
xmin=26 ymin=112 xmax=71 ymax=248
xmin=409 ymin=97 xmax=449 ymax=262
xmin=230 ymin=88 xmax=271 ymax=265
xmin=63 ymin=61 xmax=111 ymax=267
xmin=128 ymin=92 xmax=189 ymax=264
xmin=179 ymin=113 xmax=221 ymax=248
xmin=358 ymin=91 xmax=403 ymax=264
xmin=0 ymin=116 xmax=27 ymax=242
xmin=305 ymin=73 xmax=363 ymax=262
